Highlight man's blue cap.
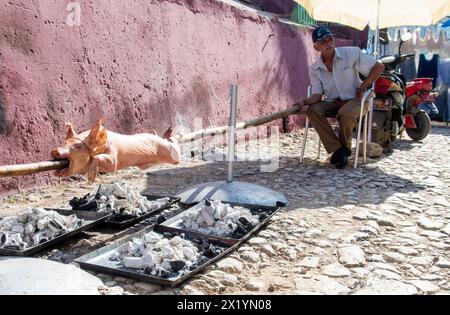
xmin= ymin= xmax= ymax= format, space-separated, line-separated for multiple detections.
xmin=312 ymin=26 xmax=333 ymax=43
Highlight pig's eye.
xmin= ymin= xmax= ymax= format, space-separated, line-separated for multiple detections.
xmin=74 ymin=144 xmax=83 ymax=149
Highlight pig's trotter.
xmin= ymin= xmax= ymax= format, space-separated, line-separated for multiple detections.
xmin=87 ymin=160 xmax=99 ymax=184
xmin=88 ymin=154 xmax=118 ymax=183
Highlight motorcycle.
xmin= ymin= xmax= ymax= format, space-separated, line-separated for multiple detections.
xmin=371 ymin=33 xmax=433 ymax=151
xmin=407 ymin=78 xmax=440 ymax=121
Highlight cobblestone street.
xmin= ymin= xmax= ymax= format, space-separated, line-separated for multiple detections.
xmin=1 ymin=126 xmax=449 ymax=295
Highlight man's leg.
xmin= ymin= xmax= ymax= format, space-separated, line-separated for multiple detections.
xmin=337 ymin=99 xmax=369 ymax=152
xmin=306 ymin=101 xmax=341 ymax=154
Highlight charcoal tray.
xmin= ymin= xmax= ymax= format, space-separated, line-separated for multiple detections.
xmin=74 ymin=224 xmax=235 ymax=287
xmin=102 ymin=195 xmax=180 ymax=229
xmin=0 ymin=209 xmax=112 ymax=257
xmin=158 ymin=200 xmax=281 ymax=245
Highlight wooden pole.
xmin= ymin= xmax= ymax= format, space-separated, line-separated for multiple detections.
xmin=0 ymin=160 xmax=69 ymax=178
xmin=178 ymin=105 xmax=302 ymax=143
xmin=0 ymin=105 xmax=304 ymax=178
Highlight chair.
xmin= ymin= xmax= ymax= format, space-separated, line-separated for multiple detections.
xmin=299 ymin=86 xmax=375 ymax=169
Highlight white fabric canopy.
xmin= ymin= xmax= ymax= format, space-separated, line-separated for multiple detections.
xmin=295 ymin=0 xmax=450 ymax=30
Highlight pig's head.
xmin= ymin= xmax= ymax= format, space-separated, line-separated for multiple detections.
xmin=51 ymin=119 xmax=108 ymax=177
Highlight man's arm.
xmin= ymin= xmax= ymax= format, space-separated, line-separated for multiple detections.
xmin=356 ymin=61 xmax=385 ymax=99
xmin=293 ymin=94 xmax=323 ymax=110
xmin=293 ymin=67 xmax=323 ymax=110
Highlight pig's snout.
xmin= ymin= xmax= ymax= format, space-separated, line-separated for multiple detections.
xmin=51 ymin=147 xmax=69 ymax=159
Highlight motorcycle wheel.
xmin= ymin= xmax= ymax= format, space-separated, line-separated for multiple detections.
xmin=406 ymin=112 xmax=431 ymax=141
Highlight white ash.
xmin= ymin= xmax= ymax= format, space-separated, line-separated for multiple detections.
xmin=109 ymin=231 xmax=199 ymax=277
xmin=180 ymin=200 xmax=259 ymax=237
xmin=0 ymin=208 xmax=82 ymax=250
xmin=96 ymin=183 xmax=170 ymax=216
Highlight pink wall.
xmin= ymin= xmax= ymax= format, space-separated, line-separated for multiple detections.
xmin=0 ymin=0 xmax=349 ymax=196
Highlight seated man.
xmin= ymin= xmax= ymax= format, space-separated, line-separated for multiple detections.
xmin=295 ymin=26 xmax=385 ymax=168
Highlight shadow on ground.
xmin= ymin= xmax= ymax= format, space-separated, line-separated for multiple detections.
xmin=143 ymin=155 xmax=426 ymax=211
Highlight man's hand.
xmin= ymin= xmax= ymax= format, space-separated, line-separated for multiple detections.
xmin=356 ymin=61 xmax=384 ymax=100
xmin=356 ymin=82 xmax=370 ymax=100
xmin=356 ymin=87 xmax=365 ymax=100
xmin=293 ymin=99 xmax=308 ymax=112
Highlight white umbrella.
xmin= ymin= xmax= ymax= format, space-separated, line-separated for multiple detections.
xmin=294 ymin=0 xmax=450 ymax=57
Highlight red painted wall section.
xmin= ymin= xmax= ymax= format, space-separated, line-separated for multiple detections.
xmin=0 ymin=0 xmax=351 ymax=196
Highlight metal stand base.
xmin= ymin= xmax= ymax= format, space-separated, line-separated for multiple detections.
xmin=176 ymin=85 xmax=288 ymax=208
xmin=176 ymin=180 xmax=288 ymax=207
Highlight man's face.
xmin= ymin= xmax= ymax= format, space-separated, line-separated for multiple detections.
xmin=314 ymin=36 xmax=335 ymax=55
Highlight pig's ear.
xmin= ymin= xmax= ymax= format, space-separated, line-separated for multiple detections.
xmin=89 ymin=118 xmax=108 ymax=149
xmin=162 ymin=125 xmax=173 ymax=139
xmin=65 ymin=122 xmax=77 ymax=140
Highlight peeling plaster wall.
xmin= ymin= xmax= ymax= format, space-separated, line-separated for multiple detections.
xmin=0 ymin=0 xmax=350 ymax=195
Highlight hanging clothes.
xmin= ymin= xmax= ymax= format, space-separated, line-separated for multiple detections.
xmin=417 ymin=54 xmax=439 ymax=87
xmin=437 ymin=58 xmax=450 ymax=85
xmin=399 ymin=57 xmax=417 ymax=81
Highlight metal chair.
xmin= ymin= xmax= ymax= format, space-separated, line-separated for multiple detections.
xmin=299 ymin=86 xmax=375 ymax=169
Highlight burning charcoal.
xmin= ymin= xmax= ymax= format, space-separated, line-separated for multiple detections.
xmin=159 ymin=269 xmax=171 ymax=278
xmin=82 ymin=183 xmax=170 ymax=217
xmin=237 ymin=217 xmax=253 ymax=230
xmin=48 ymin=219 xmax=66 ymax=233
xmin=1 ymin=219 xmax=13 ymax=231
xmin=179 ymin=200 xmax=259 ymax=237
xmin=156 ymin=215 xmax=166 ymax=224
xmin=228 ymin=217 xmax=255 ymax=239
xmin=182 ymin=246 xmax=196 ymax=260
xmin=203 ymin=244 xmax=218 ymax=258
xmin=170 ymin=236 xmax=182 ymax=246
xmin=11 ymin=224 xmax=25 ymax=234
xmin=155 ymin=238 xmax=170 ymax=250
xmin=32 ymin=232 xmax=49 ymax=245
xmin=0 ymin=208 xmax=82 ymax=250
xmin=143 ymin=266 xmax=153 ymax=275
xmin=143 ymin=232 xmax=163 ymax=244
xmin=160 ymin=260 xmax=172 ymax=271
xmin=69 ymin=193 xmax=98 ymax=211
xmin=37 ymin=217 xmax=51 ymax=230
xmin=111 ymin=231 xmax=200 ymax=278
xmin=23 ymin=235 xmax=31 ymax=245
xmin=31 ymin=208 xmax=48 ymax=220
xmin=48 ymin=250 xmax=74 ymax=264
xmin=117 ymin=242 xmax=131 ymax=254
xmin=170 ymin=260 xmax=186 ymax=272
xmin=197 ymin=256 xmax=209 ymax=265
xmin=201 ymin=207 xmax=215 ymax=226
xmin=0 ymin=232 xmax=9 ymax=245
xmin=24 ymin=223 xmax=36 ymax=235
xmin=123 ymin=256 xmax=148 ymax=269
xmin=65 ymin=214 xmax=83 ymax=229
xmin=109 ymin=251 xmax=121 ymax=261
xmin=16 ymin=213 xmax=29 ymax=224
xmin=2 ymin=233 xmax=26 ymax=249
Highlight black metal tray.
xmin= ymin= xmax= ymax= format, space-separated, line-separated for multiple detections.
xmin=0 ymin=210 xmax=112 ymax=257
xmin=102 ymin=195 xmax=180 ymax=229
xmin=74 ymin=225 xmax=236 ymax=287
xmin=158 ymin=200 xmax=280 ymax=245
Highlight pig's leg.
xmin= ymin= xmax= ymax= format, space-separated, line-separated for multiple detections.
xmin=87 ymin=154 xmax=118 ymax=184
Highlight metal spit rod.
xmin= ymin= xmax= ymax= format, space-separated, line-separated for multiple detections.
xmin=227 ymin=84 xmax=238 ymax=182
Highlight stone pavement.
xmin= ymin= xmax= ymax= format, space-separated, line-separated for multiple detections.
xmin=0 ymin=127 xmax=449 ymax=295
